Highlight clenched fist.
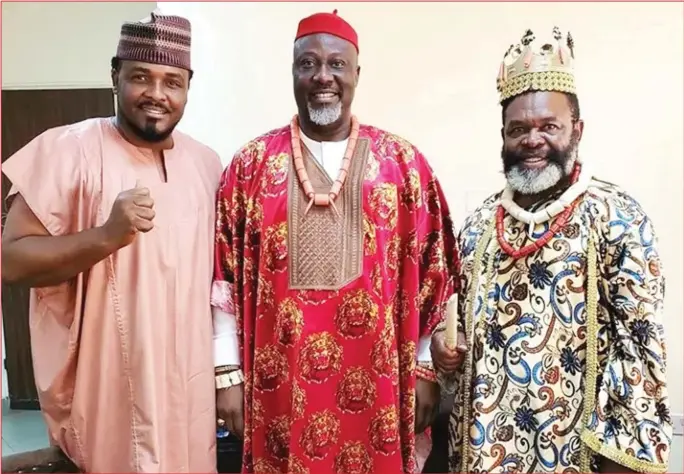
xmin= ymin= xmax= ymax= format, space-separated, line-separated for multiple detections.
xmin=102 ymin=181 xmax=155 ymax=249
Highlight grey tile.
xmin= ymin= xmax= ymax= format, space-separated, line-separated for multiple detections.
xmin=7 ymin=436 xmax=50 ymax=455
xmin=670 ymin=436 xmax=683 ymax=474
xmin=2 ymin=410 xmax=49 ymax=454
xmin=2 ymin=438 xmax=16 ymax=454
xmin=1 ymin=398 xmax=11 ymax=417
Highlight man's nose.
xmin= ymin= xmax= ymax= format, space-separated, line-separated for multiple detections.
xmin=313 ymin=65 xmax=333 ymax=84
xmin=522 ymin=129 xmax=544 ymax=148
xmin=144 ymin=81 xmax=166 ymax=102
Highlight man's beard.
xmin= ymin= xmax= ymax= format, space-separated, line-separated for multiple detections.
xmin=119 ymin=103 xmax=177 ymax=143
xmin=307 ymin=101 xmax=342 ymax=126
xmin=501 ymin=133 xmax=580 ymax=195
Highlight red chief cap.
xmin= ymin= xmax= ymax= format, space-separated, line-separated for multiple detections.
xmin=295 ymin=9 xmax=359 ymax=52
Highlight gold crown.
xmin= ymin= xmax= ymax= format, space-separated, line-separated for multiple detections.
xmin=497 ymin=27 xmax=576 ymax=104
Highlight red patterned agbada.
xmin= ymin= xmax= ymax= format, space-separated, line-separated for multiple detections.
xmin=213 ymin=123 xmax=457 ymax=473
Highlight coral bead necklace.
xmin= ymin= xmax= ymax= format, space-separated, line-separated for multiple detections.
xmin=290 ymin=114 xmax=360 ymax=218
xmin=496 ymin=162 xmax=585 ymax=259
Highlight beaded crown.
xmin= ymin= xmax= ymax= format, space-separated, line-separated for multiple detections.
xmin=497 ymin=27 xmax=576 ymax=104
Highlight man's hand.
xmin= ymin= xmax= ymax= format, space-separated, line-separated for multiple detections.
xmin=216 ymin=384 xmax=244 ymax=439
xmin=102 ymin=181 xmax=155 ymax=249
xmin=415 ymin=378 xmax=440 ymax=434
xmin=431 ymin=329 xmax=467 ymax=375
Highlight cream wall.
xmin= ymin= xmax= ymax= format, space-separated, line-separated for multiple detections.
xmin=161 ymin=1 xmax=684 ymax=419
xmin=1 ymin=1 xmax=157 ymax=89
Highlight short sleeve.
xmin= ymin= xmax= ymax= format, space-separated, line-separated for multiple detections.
xmin=3 ymin=127 xmax=89 ymax=236
xmin=583 ymin=202 xmax=672 ymax=473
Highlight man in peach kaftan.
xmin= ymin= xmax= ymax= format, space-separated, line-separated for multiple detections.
xmin=1 ymin=12 xmax=221 ymax=472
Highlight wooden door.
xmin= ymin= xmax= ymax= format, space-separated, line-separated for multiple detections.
xmin=1 ymin=88 xmax=114 ymax=409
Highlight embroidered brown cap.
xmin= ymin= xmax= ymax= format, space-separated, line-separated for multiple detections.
xmin=116 ymin=10 xmax=192 ymax=72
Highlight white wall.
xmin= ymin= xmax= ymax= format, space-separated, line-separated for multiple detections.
xmin=1 ymin=1 xmax=157 ymax=89
xmin=161 ymin=1 xmax=684 ymax=416
xmin=1 ymin=1 xmax=157 ymax=399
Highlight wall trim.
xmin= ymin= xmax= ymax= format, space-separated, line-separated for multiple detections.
xmin=673 ymin=413 xmax=684 ymax=436
xmin=1 ymin=81 xmax=113 ymax=90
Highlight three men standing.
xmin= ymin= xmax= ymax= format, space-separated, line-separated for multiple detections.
xmin=1 ymin=8 xmax=673 ymax=474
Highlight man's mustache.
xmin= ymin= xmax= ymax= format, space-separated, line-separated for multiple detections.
xmin=502 ymin=133 xmax=580 ymax=172
xmin=502 ymin=148 xmax=566 ymax=171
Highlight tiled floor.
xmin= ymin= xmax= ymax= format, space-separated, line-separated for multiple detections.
xmin=671 ymin=436 xmax=684 ymax=473
xmin=1 ymin=397 xmax=683 ymax=472
xmin=2 ymin=399 xmax=50 ymax=455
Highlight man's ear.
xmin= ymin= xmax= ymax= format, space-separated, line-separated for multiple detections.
xmin=574 ymin=119 xmax=585 ymax=142
xmin=111 ymin=69 xmax=119 ymax=94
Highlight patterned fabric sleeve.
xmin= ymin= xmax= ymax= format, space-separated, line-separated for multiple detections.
xmin=584 ymin=198 xmax=672 ymax=473
xmin=414 ymin=151 xmax=459 ymax=338
xmin=410 ymin=151 xmax=458 ymax=384
xmin=212 ymin=148 xmax=249 ymax=361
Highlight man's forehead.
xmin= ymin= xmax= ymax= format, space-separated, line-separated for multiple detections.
xmin=120 ymin=60 xmax=187 ymax=76
xmin=294 ymin=33 xmax=355 ymax=55
xmin=508 ymin=91 xmax=571 ymax=116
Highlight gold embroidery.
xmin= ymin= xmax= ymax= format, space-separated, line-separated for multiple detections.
xmin=334 ymin=441 xmax=373 ymax=474
xmin=265 ymin=414 xmax=292 ymax=460
xmin=299 ymin=410 xmax=341 ymax=460
xmin=579 ymin=231 xmax=599 ymax=473
xmin=581 ymin=431 xmax=668 ymax=474
xmin=288 ymin=139 xmax=370 ymax=290
xmin=459 ymin=217 xmax=496 ymax=473
xmin=274 ymin=297 xmax=304 ymax=346
xmin=298 ymin=332 xmax=343 ymax=384
xmin=334 ymin=289 xmax=379 ymax=339
xmin=335 ymin=367 xmax=377 ymax=414
xmin=369 ymin=182 xmax=398 ymax=230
